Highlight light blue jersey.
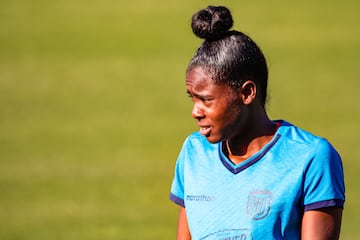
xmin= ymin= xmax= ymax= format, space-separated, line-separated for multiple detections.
xmin=170 ymin=121 xmax=345 ymax=239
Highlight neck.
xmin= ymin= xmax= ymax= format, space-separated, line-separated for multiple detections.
xmin=225 ymin=112 xmax=278 ymax=164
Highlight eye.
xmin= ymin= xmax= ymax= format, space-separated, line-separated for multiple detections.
xmin=187 ymin=93 xmax=195 ymax=102
xmin=201 ymin=96 xmax=212 ymax=103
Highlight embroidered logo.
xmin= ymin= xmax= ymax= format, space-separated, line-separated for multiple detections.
xmin=247 ymin=190 xmax=272 ymax=220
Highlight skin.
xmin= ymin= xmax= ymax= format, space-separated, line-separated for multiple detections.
xmin=186 ymin=66 xmax=276 ymax=163
xmin=177 ymin=207 xmax=191 ymax=240
xmin=302 ymin=208 xmax=343 ymax=240
xmin=177 ymin=66 xmax=343 ymax=239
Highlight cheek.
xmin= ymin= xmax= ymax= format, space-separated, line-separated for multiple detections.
xmin=223 ymin=107 xmax=241 ymax=129
xmin=213 ymin=101 xmax=241 ymax=127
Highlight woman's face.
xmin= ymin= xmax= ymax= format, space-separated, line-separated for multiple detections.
xmin=186 ymin=67 xmax=248 ymax=143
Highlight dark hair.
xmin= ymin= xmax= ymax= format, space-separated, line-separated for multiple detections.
xmin=187 ymin=6 xmax=268 ymax=106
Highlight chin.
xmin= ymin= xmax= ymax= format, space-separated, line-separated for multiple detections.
xmin=205 ymin=135 xmax=222 ymax=144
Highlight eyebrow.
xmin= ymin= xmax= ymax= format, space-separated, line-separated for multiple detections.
xmin=187 ymin=90 xmax=212 ymax=100
xmin=186 ymin=90 xmax=196 ymax=96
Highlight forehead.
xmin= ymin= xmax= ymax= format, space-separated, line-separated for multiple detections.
xmin=186 ymin=67 xmax=221 ymax=93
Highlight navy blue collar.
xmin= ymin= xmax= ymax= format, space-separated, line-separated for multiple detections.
xmin=219 ymin=134 xmax=281 ymax=174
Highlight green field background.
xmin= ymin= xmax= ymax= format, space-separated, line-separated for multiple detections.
xmin=0 ymin=0 xmax=359 ymax=239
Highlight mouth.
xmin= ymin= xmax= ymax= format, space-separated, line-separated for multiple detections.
xmin=199 ymin=126 xmax=212 ymax=136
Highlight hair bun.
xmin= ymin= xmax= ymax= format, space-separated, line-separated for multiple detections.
xmin=191 ymin=6 xmax=233 ymax=40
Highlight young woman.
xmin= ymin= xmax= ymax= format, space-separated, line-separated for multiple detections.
xmin=169 ymin=5 xmax=345 ymax=240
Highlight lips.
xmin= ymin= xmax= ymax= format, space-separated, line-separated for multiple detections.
xmin=199 ymin=126 xmax=211 ymax=136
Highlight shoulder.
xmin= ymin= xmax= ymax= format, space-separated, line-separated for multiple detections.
xmin=278 ymin=120 xmax=336 ymax=149
xmin=178 ymin=132 xmax=219 ymax=161
xmin=276 ymin=120 xmax=341 ymax=163
xmin=183 ymin=132 xmax=215 ymax=148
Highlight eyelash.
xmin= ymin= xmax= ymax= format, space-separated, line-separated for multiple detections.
xmin=187 ymin=95 xmax=211 ymax=104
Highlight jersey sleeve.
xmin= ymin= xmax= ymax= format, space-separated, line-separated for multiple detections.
xmin=169 ymin=138 xmax=189 ymax=208
xmin=303 ymin=138 xmax=345 ymax=211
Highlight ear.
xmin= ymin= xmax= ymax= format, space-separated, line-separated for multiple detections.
xmin=240 ymin=80 xmax=257 ymax=105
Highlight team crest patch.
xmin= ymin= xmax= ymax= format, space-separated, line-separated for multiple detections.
xmin=247 ymin=190 xmax=272 ymax=220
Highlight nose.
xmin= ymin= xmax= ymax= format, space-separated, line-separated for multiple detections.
xmin=191 ymin=103 xmax=204 ymax=120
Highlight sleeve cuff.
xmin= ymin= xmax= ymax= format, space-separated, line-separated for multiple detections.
xmin=304 ymin=199 xmax=344 ymax=211
xmin=169 ymin=193 xmax=185 ymax=207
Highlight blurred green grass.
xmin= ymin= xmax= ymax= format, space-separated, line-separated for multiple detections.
xmin=0 ymin=0 xmax=359 ymax=239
